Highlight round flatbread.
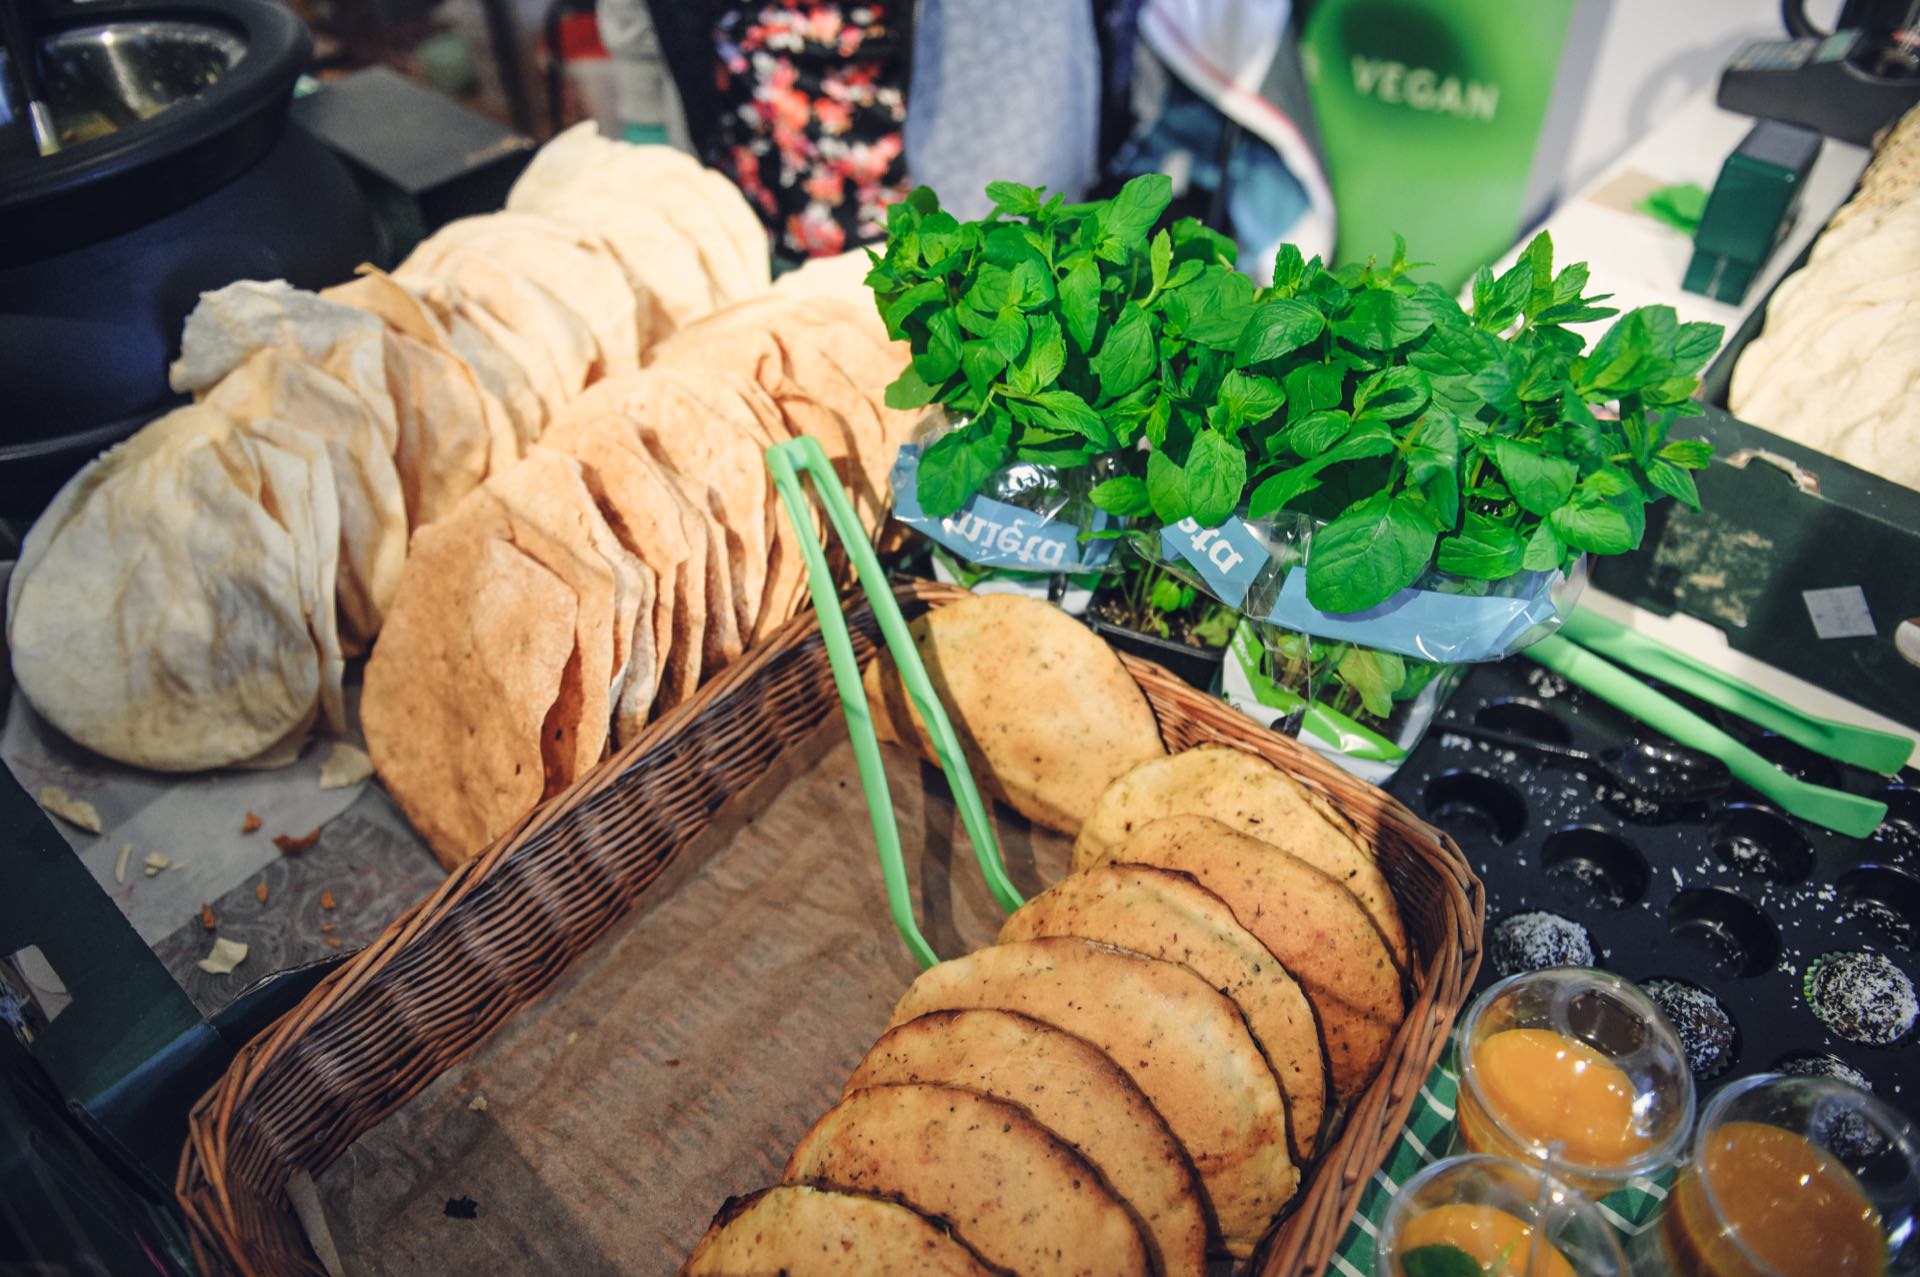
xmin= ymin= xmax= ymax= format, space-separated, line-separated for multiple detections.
xmin=999 ymin=863 xmax=1329 ymax=1162
xmin=784 ymin=1082 xmax=1150 ymax=1277
xmin=848 ymin=1009 xmax=1208 ymax=1277
xmin=1100 ymin=815 xmax=1405 ymax=1101
xmin=1074 ymin=745 xmax=1409 ymax=969
xmin=9 ymin=406 xmax=320 ymax=772
xmin=863 ymin=594 xmax=1166 ymax=835
xmin=681 ymin=1185 xmax=996 ymax=1276
xmin=887 ymin=937 xmax=1297 ymax=1257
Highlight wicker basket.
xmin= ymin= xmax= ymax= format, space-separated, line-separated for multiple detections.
xmin=176 ymin=579 xmax=1483 ymax=1276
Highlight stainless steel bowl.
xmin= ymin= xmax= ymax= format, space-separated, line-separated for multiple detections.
xmin=1 ymin=20 xmax=245 ymax=153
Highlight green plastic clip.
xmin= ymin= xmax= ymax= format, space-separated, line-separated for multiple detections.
xmin=764 ymin=436 xmax=1023 ymax=969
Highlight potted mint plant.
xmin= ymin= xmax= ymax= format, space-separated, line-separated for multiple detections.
xmin=868 ymin=179 xmax=1720 ymax=773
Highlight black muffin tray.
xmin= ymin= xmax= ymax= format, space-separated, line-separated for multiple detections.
xmin=1387 ymin=658 xmax=1920 ymax=1109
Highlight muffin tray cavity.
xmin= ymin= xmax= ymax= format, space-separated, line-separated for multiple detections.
xmin=1391 ymin=661 xmax=1920 ymax=1101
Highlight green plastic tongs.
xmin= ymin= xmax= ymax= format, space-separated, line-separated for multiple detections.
xmin=765 ymin=436 xmax=1024 ymax=969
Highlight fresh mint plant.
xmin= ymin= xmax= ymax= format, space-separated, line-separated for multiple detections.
xmin=869 ymin=182 xmax=1721 ymax=616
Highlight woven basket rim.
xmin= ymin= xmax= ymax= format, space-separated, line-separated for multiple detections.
xmin=175 ymin=579 xmax=1484 ymax=1277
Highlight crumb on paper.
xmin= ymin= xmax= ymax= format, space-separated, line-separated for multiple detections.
xmin=256 ymin=881 xmax=268 ymax=905
xmin=566 ymin=1031 xmax=578 ymax=1045
xmin=664 ymin=1058 xmax=680 ymax=1068
xmin=143 ymin=851 xmax=171 ymax=876
xmin=274 ymin=827 xmax=321 ymax=856
xmin=320 ymin=922 xmax=335 ymax=934
xmin=444 ymin=1197 xmax=478 ymax=1220
xmin=241 ymin=811 xmax=262 ymax=834
xmin=38 ymin=787 xmax=101 ymax=834
xmin=320 ymin=742 xmax=375 ymax=790
xmin=196 ymin=937 xmax=249 ymax=976
xmin=114 ymin=844 xmax=132 ymax=885
xmin=200 ymin=903 xmax=217 ymax=932
xmin=320 ymin=890 xmax=336 ymax=911
xmin=468 ymin=1094 xmax=489 ymax=1112
xmin=324 ymin=936 xmax=343 ymax=949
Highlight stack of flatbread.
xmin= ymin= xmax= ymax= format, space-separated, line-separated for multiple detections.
xmin=1729 ymin=103 xmax=1920 ymax=493
xmin=685 ymin=598 xmax=1411 ymax=1274
xmin=7 ymin=125 xmax=919 ymax=814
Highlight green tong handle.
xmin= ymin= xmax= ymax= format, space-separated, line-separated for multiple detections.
xmin=1560 ymin=609 xmax=1913 ymax=775
xmin=1526 ymin=635 xmax=1887 ymax=838
xmin=765 ymin=436 xmax=1022 ymax=970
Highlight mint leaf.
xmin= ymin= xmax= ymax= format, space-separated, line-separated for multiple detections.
xmin=1060 ymin=256 xmax=1101 ymax=352
xmin=1026 ymin=389 xmax=1109 ymax=446
xmin=1490 ymin=437 xmax=1577 ymax=515
xmin=1283 ymin=363 xmax=1346 ymax=422
xmin=1287 ymin=409 xmax=1352 ymax=458
xmin=1522 ymin=520 xmax=1564 ymax=571
xmin=990 ymin=310 xmax=1028 ymax=364
xmin=1645 ymin=456 xmax=1701 ymax=509
xmin=984 ymin=180 xmax=1041 ymax=217
xmin=1248 ymin=463 xmax=1324 ymax=516
xmin=916 ymin=419 xmax=1007 ymax=517
xmin=1235 ymin=298 xmax=1326 ymax=367
xmin=1659 ymin=438 xmax=1713 ymax=468
xmin=1550 ymin=494 xmax=1637 ymax=554
xmin=1401 ymin=1243 xmax=1485 ymax=1277
xmin=1169 ymin=269 xmax=1257 ymax=347
xmin=1010 ymin=258 xmax=1055 ymax=309
xmin=1186 ymin=429 xmax=1247 ymax=526
xmin=1090 ymin=475 xmax=1153 ymax=516
xmin=1437 ymin=512 xmax=1525 ymax=578
xmin=913 ymin=308 xmax=963 ymax=383
xmin=885 ymin=363 xmax=942 ymax=410
xmin=1091 ymin=306 xmax=1157 ymax=401
xmin=1218 ymin=371 xmax=1286 ymax=428
xmin=1336 ymin=289 xmax=1431 ymax=349
xmin=1150 ymin=229 xmax=1171 ymax=294
xmin=1306 ymin=491 xmax=1439 ymax=612
xmin=1353 ymin=366 xmax=1431 ymax=419
xmin=960 ymin=340 xmax=1005 ymax=392
xmin=883 ymin=280 xmax=946 ymax=337
xmin=1338 ymin=645 xmax=1406 ymax=718
xmin=1673 ymin=321 xmax=1723 ymax=374
xmin=1100 ymin=172 xmax=1174 ymax=250
xmin=1145 ymin=447 xmax=1191 ymax=522
xmin=1252 ymin=422 xmax=1393 ymax=515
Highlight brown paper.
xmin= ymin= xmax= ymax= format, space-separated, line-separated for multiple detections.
xmin=314 ymin=725 xmax=1071 ymax=1274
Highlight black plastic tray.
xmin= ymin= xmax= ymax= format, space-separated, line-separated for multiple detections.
xmin=1387 ymin=659 xmax=1919 ymax=1107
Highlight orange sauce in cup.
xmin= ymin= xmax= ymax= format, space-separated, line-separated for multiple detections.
xmin=1661 ymin=1120 xmax=1885 ymax=1277
xmin=1397 ymin=1204 xmax=1577 ymax=1277
xmin=1459 ymin=1029 xmax=1651 ymax=1169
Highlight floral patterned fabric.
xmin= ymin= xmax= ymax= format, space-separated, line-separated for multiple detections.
xmin=713 ymin=3 xmax=911 ymax=258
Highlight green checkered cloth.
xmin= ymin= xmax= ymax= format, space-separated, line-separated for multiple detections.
xmin=1328 ymin=1050 xmax=1672 ymax=1276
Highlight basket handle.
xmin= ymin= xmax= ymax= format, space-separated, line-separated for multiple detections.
xmin=764 ymin=437 xmax=1022 ymax=968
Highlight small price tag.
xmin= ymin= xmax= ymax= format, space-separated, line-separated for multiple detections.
xmin=1802 ymin=586 xmax=1877 ymax=640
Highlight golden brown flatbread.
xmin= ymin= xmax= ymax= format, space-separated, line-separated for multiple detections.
xmin=887 ymin=937 xmax=1296 ymax=1257
xmin=848 ymin=1010 xmax=1208 ymax=1277
xmin=362 ymin=494 xmax=576 ymax=867
xmin=1100 ymin=815 xmax=1405 ymax=1101
xmin=784 ymin=1082 xmax=1150 ymax=1277
xmin=865 ymin=594 xmax=1166 ymax=835
xmin=680 ymin=1185 xmax=996 ymax=1276
xmin=999 ymin=863 xmax=1329 ymax=1162
xmin=1074 ymin=745 xmax=1409 ymax=969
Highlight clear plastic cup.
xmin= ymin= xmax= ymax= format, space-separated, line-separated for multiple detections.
xmin=1453 ymin=967 xmax=1696 ymax=1195
xmin=1375 ymin=1154 xmax=1632 ymax=1277
xmin=1634 ymin=1072 xmax=1920 ymax=1277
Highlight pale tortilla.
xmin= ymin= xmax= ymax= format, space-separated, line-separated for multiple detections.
xmin=362 ymin=494 xmax=576 ymax=868
xmin=1074 ymin=745 xmax=1409 ymax=969
xmin=887 ymin=937 xmax=1298 ymax=1257
xmin=243 ymin=417 xmax=347 ymax=734
xmin=784 ymin=1082 xmax=1151 ymax=1277
xmin=681 ymin=1185 xmax=995 ymax=1276
xmin=1101 ymin=815 xmax=1405 ymax=1101
xmin=397 ymin=253 xmax=596 ymax=422
xmin=396 ymin=274 xmax=544 ymax=459
xmin=999 ymin=863 xmax=1329 ymax=1162
xmin=865 ymin=594 xmax=1166 ymax=835
xmin=201 ymin=349 xmax=408 ymax=651
xmin=10 ymin=405 xmax=318 ymax=772
xmin=848 ymin=1009 xmax=1209 ymax=1277
xmin=401 ymin=211 xmax=648 ymax=372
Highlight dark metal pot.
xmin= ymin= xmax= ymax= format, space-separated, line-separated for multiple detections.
xmin=0 ymin=0 xmax=380 ymax=516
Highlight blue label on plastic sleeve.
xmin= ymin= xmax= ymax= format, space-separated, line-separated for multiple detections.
xmin=1158 ymin=516 xmax=1267 ymax=609
xmin=892 ymin=446 xmax=1114 ymax=572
